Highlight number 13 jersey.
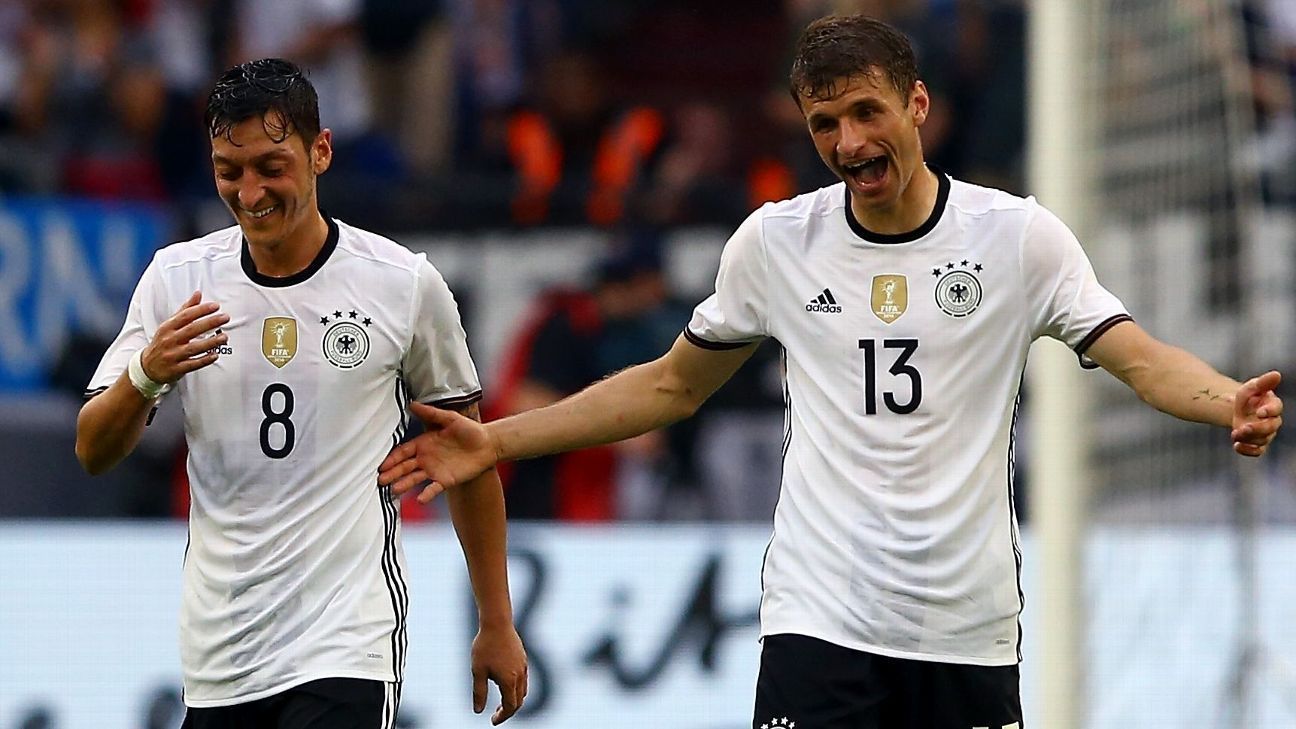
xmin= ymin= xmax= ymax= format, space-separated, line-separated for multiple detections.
xmin=686 ymin=171 xmax=1130 ymax=666
xmin=87 ymin=216 xmax=482 ymax=705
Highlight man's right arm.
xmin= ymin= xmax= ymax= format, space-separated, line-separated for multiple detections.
xmin=76 ymin=373 xmax=162 ymax=475
xmin=76 ymin=291 xmax=228 ymax=475
xmin=381 ymin=335 xmax=759 ymax=500
xmin=494 ymin=334 xmax=757 ymax=461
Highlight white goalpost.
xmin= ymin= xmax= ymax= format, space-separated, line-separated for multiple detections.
xmin=1027 ymin=3 xmax=1093 ymax=728
xmin=1028 ymin=0 xmax=1282 ymax=726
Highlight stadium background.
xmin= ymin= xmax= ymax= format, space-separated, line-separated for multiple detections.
xmin=2 ymin=0 xmax=1295 ymax=726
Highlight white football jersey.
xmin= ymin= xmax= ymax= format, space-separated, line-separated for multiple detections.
xmin=87 ymin=216 xmax=481 ymax=705
xmin=687 ymin=171 xmax=1130 ymax=666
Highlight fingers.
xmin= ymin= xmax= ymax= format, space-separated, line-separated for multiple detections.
xmin=165 ymin=297 xmax=221 ymax=334
xmin=492 ymin=667 xmax=527 ymax=724
xmin=380 ymin=462 xmax=420 ymax=492
xmin=1257 ymin=393 xmax=1284 ymax=419
xmin=391 ymin=471 xmax=429 ymax=497
xmin=174 ymin=351 xmax=221 ymax=375
xmin=1235 ymin=441 xmax=1266 ymax=457
xmin=417 ymin=481 xmax=445 ymax=504
xmin=1232 ymin=415 xmax=1281 ymax=458
xmin=1256 ymin=370 xmax=1282 ymax=393
xmin=1236 ymin=371 xmax=1283 ymax=416
xmin=379 ymin=441 xmax=417 ymax=475
xmin=387 ymin=466 xmax=428 ymax=496
xmin=378 ymin=447 xmax=419 ymax=484
xmin=175 ymin=311 xmax=230 ymax=343
xmin=472 ymin=666 xmax=487 ymax=715
xmin=144 ymin=293 xmax=231 ymax=383
xmin=409 ymin=400 xmax=456 ymax=428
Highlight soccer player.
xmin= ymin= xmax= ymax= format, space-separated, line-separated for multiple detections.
xmin=377 ymin=15 xmax=1283 ymax=729
xmin=75 ymin=59 xmax=526 ymax=728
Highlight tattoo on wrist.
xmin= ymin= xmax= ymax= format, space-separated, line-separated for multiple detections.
xmin=1192 ymin=388 xmax=1225 ymax=402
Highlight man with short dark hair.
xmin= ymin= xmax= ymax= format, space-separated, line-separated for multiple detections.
xmin=378 ymin=16 xmax=1283 ymax=728
xmin=76 ymin=58 xmax=527 ymax=728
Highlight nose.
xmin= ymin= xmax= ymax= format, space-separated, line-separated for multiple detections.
xmin=237 ymin=177 xmax=266 ymax=210
xmin=837 ymin=119 xmax=869 ymax=160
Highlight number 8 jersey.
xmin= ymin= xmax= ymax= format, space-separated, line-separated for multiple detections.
xmin=86 ymin=215 xmax=482 ymax=706
xmin=685 ymin=170 xmax=1130 ymax=666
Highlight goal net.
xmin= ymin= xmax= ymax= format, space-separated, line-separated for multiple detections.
xmin=1035 ymin=0 xmax=1296 ymax=726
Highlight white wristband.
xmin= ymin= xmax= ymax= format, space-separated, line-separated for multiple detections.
xmin=128 ymin=350 xmax=172 ymax=400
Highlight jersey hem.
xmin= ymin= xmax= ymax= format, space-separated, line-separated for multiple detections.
xmin=1073 ymin=313 xmax=1134 ymax=369
xmin=182 ymin=668 xmax=396 ymax=708
xmin=423 ymin=389 xmax=484 ymax=409
xmin=758 ymin=625 xmax=1019 ymax=667
xmin=682 ymin=328 xmax=759 ymax=351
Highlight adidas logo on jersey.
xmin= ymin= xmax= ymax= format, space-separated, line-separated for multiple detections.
xmin=805 ymin=288 xmax=842 ymax=313
xmin=204 ymin=327 xmax=233 ymax=356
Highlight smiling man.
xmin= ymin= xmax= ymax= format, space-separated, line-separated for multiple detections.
xmin=375 ymin=15 xmax=1282 ymax=729
xmin=75 ymin=59 xmax=527 ymax=728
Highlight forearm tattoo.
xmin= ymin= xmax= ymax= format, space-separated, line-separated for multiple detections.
xmin=1192 ymin=388 xmax=1226 ymax=402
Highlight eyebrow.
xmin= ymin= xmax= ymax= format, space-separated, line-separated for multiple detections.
xmin=211 ymin=150 xmax=292 ymax=166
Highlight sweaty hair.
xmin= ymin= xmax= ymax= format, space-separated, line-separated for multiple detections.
xmin=205 ymin=58 xmax=320 ymax=144
xmin=789 ymin=15 xmax=919 ymax=105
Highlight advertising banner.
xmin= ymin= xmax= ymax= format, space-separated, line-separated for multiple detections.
xmin=0 ymin=199 xmax=167 ymax=391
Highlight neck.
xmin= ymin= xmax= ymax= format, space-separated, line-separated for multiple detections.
xmin=850 ymin=164 xmax=939 ymax=235
xmin=245 ymin=211 xmax=329 ymax=278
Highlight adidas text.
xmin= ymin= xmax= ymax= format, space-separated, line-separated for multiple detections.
xmin=805 ymin=303 xmax=842 ymax=313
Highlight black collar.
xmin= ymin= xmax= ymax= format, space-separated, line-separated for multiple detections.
xmin=844 ymin=166 xmax=950 ymax=244
xmin=241 ymin=213 xmax=339 ymax=287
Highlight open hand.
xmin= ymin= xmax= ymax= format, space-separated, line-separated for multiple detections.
xmin=140 ymin=291 xmax=229 ymax=383
xmin=378 ymin=402 xmax=498 ymax=503
xmin=1231 ymin=370 xmax=1283 ymax=457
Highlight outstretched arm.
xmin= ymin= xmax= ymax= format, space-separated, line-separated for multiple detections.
xmin=437 ymin=401 xmax=527 ymax=725
xmin=379 ymin=335 xmax=759 ymax=500
xmin=1085 ymin=320 xmax=1282 ymax=456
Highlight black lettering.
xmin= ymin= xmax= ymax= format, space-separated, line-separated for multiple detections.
xmin=582 ymin=554 xmax=759 ymax=689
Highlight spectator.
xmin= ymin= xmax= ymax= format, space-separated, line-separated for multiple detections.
xmin=0 ymin=1 xmax=58 ymax=193
xmin=496 ymin=49 xmax=667 ymax=227
xmin=484 ymin=237 xmax=686 ymax=520
xmin=361 ymin=0 xmax=454 ymax=175
xmin=231 ymin=0 xmax=403 ymax=226
xmin=450 ymin=0 xmax=563 ymax=167
xmin=643 ymin=100 xmax=751 ymax=225
xmin=15 ymin=0 xmax=168 ymax=200
xmin=141 ymin=0 xmax=221 ymax=200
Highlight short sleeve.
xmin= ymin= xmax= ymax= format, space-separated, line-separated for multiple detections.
xmin=401 ymin=256 xmax=482 ymax=408
xmin=1021 ymin=199 xmax=1132 ymax=368
xmin=85 ymin=258 xmax=165 ymax=398
xmin=685 ymin=207 xmax=770 ymax=349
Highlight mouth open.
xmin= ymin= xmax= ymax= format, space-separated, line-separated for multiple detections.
xmin=245 ymin=205 xmax=278 ymax=220
xmin=843 ymin=155 xmax=888 ymax=190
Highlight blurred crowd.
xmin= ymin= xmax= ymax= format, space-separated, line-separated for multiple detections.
xmin=7 ymin=0 xmax=1295 ymax=523
xmin=0 ymin=0 xmax=1042 ymax=233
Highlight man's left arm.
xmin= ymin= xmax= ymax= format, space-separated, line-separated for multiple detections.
xmin=1085 ymin=320 xmax=1283 ymax=456
xmin=438 ymin=401 xmax=528 ymax=724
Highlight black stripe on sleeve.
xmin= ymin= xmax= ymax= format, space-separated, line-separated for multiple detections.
xmin=1073 ymin=313 xmax=1135 ymax=369
xmin=83 ymin=385 xmax=159 ymax=424
xmin=423 ymin=390 xmax=484 ymax=409
xmin=682 ymin=328 xmax=757 ymax=351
